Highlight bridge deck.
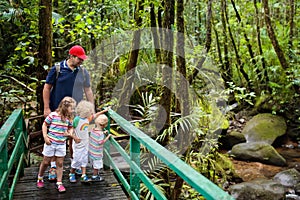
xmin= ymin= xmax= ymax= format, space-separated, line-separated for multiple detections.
xmin=13 ymin=154 xmax=128 ymax=200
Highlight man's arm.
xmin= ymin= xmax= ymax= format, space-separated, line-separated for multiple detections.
xmin=43 ymin=83 xmax=53 ymax=117
xmin=84 ymin=87 xmax=94 ymax=104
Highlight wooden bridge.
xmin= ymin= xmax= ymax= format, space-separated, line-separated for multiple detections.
xmin=0 ymin=108 xmax=234 ymax=200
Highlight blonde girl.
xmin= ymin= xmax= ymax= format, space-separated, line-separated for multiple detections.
xmin=37 ymin=96 xmax=77 ymax=193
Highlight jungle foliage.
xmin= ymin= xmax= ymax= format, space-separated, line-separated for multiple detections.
xmin=0 ymin=0 xmax=299 ymax=199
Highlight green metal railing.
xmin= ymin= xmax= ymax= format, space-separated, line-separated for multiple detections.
xmin=104 ymin=109 xmax=234 ymax=200
xmin=1 ymin=109 xmax=234 ymax=200
xmin=0 ymin=109 xmax=29 ymax=200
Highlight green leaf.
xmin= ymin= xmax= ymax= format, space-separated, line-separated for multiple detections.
xmin=74 ymin=14 xmax=82 ymax=21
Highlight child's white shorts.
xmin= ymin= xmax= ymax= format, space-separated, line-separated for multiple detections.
xmin=42 ymin=143 xmax=66 ymax=157
xmin=90 ymin=158 xmax=103 ymax=170
xmin=71 ymin=147 xmax=88 ymax=168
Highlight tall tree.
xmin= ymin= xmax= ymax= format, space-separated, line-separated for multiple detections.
xmin=224 ymin=0 xmax=250 ymax=89
xmin=150 ymin=2 xmax=162 ymax=64
xmin=231 ymin=0 xmax=261 ymax=90
xmin=118 ymin=0 xmax=143 ymax=118
xmin=262 ymin=0 xmax=289 ymax=70
xmin=37 ymin=0 xmax=52 ymax=114
xmin=158 ymin=0 xmax=174 ymax=140
xmin=218 ymin=0 xmax=232 ymax=89
xmin=288 ymin=0 xmax=295 ymax=58
xmin=171 ymin=1 xmax=189 ymax=199
xmin=189 ymin=0 xmax=213 ymax=83
xmin=254 ymin=0 xmax=269 ymax=91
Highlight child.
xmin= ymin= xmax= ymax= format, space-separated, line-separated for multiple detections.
xmin=69 ymin=100 xmax=109 ymax=183
xmin=36 ymin=96 xmax=77 ymax=193
xmin=89 ymin=114 xmax=111 ymax=181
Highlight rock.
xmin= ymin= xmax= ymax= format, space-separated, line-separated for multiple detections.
xmin=230 ymin=142 xmax=287 ymax=166
xmin=273 ymin=168 xmax=300 ymax=187
xmin=220 ymin=131 xmax=246 ymax=149
xmin=241 ymin=113 xmax=287 ymax=144
xmin=229 ymin=178 xmax=285 ymax=200
xmin=295 ymin=182 xmax=300 ymax=194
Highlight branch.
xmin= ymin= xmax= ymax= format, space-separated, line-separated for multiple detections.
xmin=0 ymin=75 xmax=35 ymax=92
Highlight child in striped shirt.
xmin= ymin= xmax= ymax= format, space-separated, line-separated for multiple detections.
xmin=69 ymin=100 xmax=108 ymax=183
xmin=36 ymin=96 xmax=78 ymax=193
xmin=89 ymin=114 xmax=111 ymax=181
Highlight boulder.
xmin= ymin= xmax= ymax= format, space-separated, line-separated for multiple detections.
xmin=230 ymin=142 xmax=286 ymax=166
xmin=229 ymin=178 xmax=285 ymax=200
xmin=220 ymin=130 xmax=246 ymax=149
xmin=242 ymin=113 xmax=286 ymax=144
xmin=273 ymin=168 xmax=300 ymax=187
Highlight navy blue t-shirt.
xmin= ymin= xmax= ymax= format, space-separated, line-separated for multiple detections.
xmin=46 ymin=60 xmax=91 ymax=111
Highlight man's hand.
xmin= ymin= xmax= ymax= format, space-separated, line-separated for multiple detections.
xmin=44 ymin=107 xmax=51 ymax=118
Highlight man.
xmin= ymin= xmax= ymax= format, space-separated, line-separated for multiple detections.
xmin=43 ymin=45 xmax=94 ymax=181
xmin=43 ymin=45 xmax=94 ymax=116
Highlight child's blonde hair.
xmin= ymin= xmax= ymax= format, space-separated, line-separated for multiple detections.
xmin=76 ymin=100 xmax=95 ymax=118
xmin=95 ymin=114 xmax=108 ymax=128
xmin=56 ymin=96 xmax=76 ymax=121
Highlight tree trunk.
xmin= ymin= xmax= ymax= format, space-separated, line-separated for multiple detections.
xmin=254 ymin=0 xmax=269 ymax=91
xmin=231 ymin=0 xmax=258 ymax=72
xmin=150 ymin=2 xmax=161 ymax=64
xmin=37 ymin=0 xmax=52 ymax=115
xmin=224 ymin=0 xmax=250 ymax=90
xmin=117 ymin=0 xmax=143 ymax=118
xmin=171 ymin=1 xmax=190 ymax=198
xmin=288 ymin=0 xmax=295 ymax=53
xmin=219 ymin=0 xmax=232 ymax=89
xmin=189 ymin=0 xmax=213 ymax=83
xmin=158 ymin=1 xmax=164 ymax=59
xmin=262 ymin=0 xmax=289 ymax=69
xmin=158 ymin=0 xmax=174 ymax=138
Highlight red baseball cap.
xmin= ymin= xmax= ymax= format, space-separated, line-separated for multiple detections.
xmin=69 ymin=45 xmax=88 ymax=60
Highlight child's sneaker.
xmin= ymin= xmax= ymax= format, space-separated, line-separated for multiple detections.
xmin=56 ymin=183 xmax=66 ymax=193
xmin=69 ymin=173 xmax=76 ymax=183
xmin=36 ymin=179 xmax=44 ymax=188
xmin=80 ymin=174 xmax=91 ymax=183
xmin=75 ymin=168 xmax=82 ymax=175
xmin=48 ymin=167 xmax=57 ymax=181
xmin=91 ymin=175 xmax=104 ymax=182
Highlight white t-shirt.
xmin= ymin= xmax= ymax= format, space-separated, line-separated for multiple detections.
xmin=73 ymin=115 xmax=94 ymax=149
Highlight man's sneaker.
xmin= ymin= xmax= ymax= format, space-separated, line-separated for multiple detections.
xmin=80 ymin=175 xmax=91 ymax=183
xmin=48 ymin=167 xmax=57 ymax=181
xmin=69 ymin=173 xmax=76 ymax=183
xmin=56 ymin=183 xmax=66 ymax=193
xmin=36 ymin=179 xmax=44 ymax=188
xmin=91 ymin=175 xmax=104 ymax=182
xmin=75 ymin=168 xmax=82 ymax=175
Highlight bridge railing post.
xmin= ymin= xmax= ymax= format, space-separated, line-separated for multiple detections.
xmin=130 ymin=136 xmax=140 ymax=198
xmin=0 ymin=142 xmax=9 ymax=200
xmin=15 ymin=115 xmax=26 ymax=176
xmin=103 ymin=111 xmax=111 ymax=170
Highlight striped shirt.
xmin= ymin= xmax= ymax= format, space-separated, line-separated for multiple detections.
xmin=44 ymin=111 xmax=72 ymax=145
xmin=89 ymin=128 xmax=105 ymax=160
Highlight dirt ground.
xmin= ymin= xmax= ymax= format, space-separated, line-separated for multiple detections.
xmin=231 ymin=146 xmax=300 ymax=182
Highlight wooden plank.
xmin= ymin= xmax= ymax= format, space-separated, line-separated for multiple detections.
xmin=13 ymin=156 xmax=128 ymax=200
